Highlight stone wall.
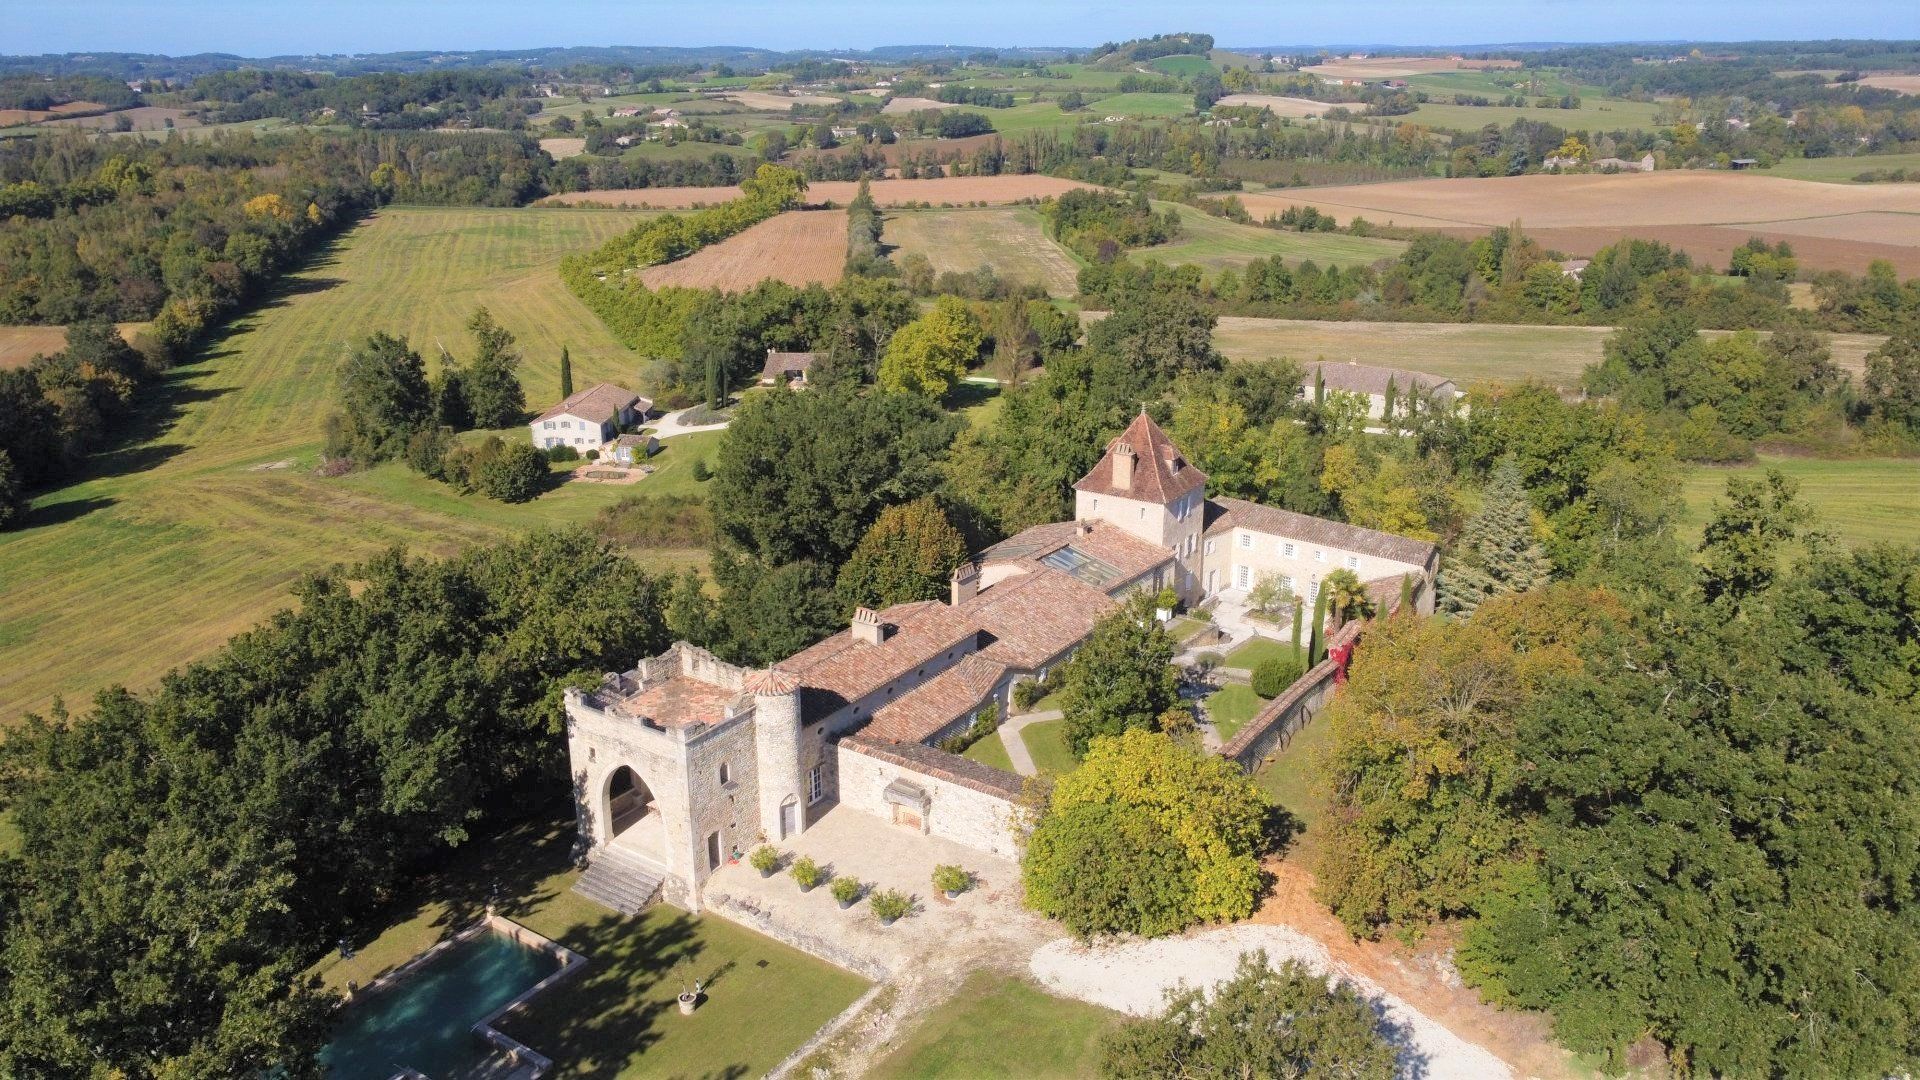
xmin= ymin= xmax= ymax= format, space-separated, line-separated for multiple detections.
xmin=1219 ymin=618 xmax=1363 ymax=770
xmin=836 ymin=738 xmax=1024 ymax=859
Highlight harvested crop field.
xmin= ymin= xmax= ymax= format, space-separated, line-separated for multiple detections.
xmin=880 ymin=96 xmax=956 ymax=113
xmin=723 ymin=90 xmax=842 ymax=110
xmin=884 ymin=207 xmax=1081 ymax=294
xmin=1208 ymin=316 xmax=1885 ymax=390
xmin=1858 ymin=76 xmax=1920 ymax=95
xmin=1245 ymin=172 xmax=1920 ymax=274
xmin=544 ymin=174 xmax=1096 ymax=208
xmin=640 ymin=210 xmax=846 ymax=290
xmin=538 ymin=137 xmax=587 ymax=160
xmin=1215 ymin=94 xmax=1333 ymax=118
xmin=0 ymin=324 xmax=144 ymax=369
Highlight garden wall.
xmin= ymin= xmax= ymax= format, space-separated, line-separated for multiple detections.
xmin=837 ymin=737 xmax=1024 ymax=859
xmin=1219 ymin=618 xmax=1363 ymax=770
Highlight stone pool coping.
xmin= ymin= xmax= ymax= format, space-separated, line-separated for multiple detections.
xmin=351 ymin=912 xmax=588 ymax=1080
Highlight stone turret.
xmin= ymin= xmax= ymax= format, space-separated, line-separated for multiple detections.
xmin=745 ymin=667 xmax=806 ymax=840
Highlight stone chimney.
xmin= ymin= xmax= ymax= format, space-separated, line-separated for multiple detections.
xmin=851 ymin=607 xmax=889 ymax=645
xmin=1076 ymin=521 xmax=1094 ymax=538
xmin=1111 ymin=440 xmax=1136 ymax=490
xmin=950 ymin=561 xmax=980 ymax=607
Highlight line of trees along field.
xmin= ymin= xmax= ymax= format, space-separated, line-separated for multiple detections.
xmin=0 ymin=128 xmax=550 ymax=524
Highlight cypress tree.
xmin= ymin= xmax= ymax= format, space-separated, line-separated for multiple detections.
xmin=1290 ymin=597 xmax=1304 ymax=652
xmin=1309 ymin=585 xmax=1329 ymax=665
xmin=1398 ymin=573 xmax=1414 ymax=614
xmin=705 ymin=351 xmax=725 ymax=411
xmin=1313 ymin=366 xmax=1326 ymax=406
xmin=1381 ymin=376 xmax=1397 ymax=428
xmin=1437 ymin=456 xmax=1552 ymax=616
xmin=558 ymin=346 xmax=573 ymax=399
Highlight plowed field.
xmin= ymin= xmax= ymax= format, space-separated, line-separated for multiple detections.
xmin=639 ymin=210 xmax=847 ymax=290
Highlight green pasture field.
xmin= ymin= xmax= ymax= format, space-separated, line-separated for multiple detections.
xmin=1392 ymin=95 xmax=1665 ymax=133
xmin=1141 ymin=202 xmax=1409 ymax=272
xmin=1211 ymin=317 xmax=1886 ymax=391
xmin=1036 ymin=65 xmax=1131 ymax=90
xmin=1679 ymin=455 xmax=1920 ymax=549
xmin=883 ymin=207 xmax=1082 ymax=295
xmin=0 ymin=205 xmax=714 ymax=723
xmin=618 ymin=139 xmax=759 ymax=165
xmin=1088 ymin=92 xmax=1194 ymax=118
xmin=1147 ymin=55 xmax=1217 ymax=77
xmin=1763 ymin=151 xmax=1920 ymax=183
xmin=977 ymin=101 xmax=1087 ymax=137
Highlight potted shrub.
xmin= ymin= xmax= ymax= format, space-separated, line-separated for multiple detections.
xmin=830 ymin=876 xmax=863 ymax=910
xmin=749 ymin=845 xmax=779 ymax=878
xmin=869 ymin=889 xmax=912 ymax=927
xmin=674 ymin=959 xmax=702 ymax=1016
xmin=932 ymin=864 xmax=970 ymax=900
xmin=790 ymin=855 xmax=824 ymax=892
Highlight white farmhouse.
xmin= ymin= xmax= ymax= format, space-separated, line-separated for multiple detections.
xmin=1306 ymin=360 xmax=1460 ymax=423
xmin=530 ymin=383 xmax=650 ymax=453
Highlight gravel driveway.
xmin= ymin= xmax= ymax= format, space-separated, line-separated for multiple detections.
xmin=1029 ymin=924 xmax=1513 ymax=1080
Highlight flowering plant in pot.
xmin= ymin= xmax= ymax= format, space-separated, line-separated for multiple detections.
xmin=790 ymin=855 xmax=824 ymax=892
xmin=869 ymin=889 xmax=912 ymax=927
xmin=830 ymin=875 xmax=863 ymax=910
xmin=748 ymin=845 xmax=779 ymax=878
xmin=932 ymin=864 xmax=970 ymax=899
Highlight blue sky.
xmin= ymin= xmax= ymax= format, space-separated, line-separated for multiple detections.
xmin=9 ymin=1 xmax=1919 ymax=57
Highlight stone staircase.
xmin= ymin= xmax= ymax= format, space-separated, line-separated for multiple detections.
xmin=573 ymin=845 xmax=666 ymax=916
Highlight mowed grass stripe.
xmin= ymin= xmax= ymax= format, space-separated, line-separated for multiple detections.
xmin=1680 ymin=455 xmax=1920 ymax=549
xmin=0 ymin=206 xmax=688 ymax=722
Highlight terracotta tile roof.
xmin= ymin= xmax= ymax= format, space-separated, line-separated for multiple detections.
xmin=533 ymin=382 xmax=647 ymax=424
xmin=865 ymin=653 xmax=1008 ymax=743
xmin=604 ymin=674 xmax=745 ymax=729
xmin=1204 ymin=497 xmax=1437 ymax=569
xmin=841 ymin=735 xmax=1025 ymax=798
xmin=1308 ymin=361 xmax=1455 ymax=399
xmin=1073 ymin=411 xmax=1207 ymax=505
xmin=976 ymin=519 xmax=1171 ymax=594
xmin=965 ymin=568 xmax=1117 ymax=669
xmin=781 ymin=601 xmax=982 ymax=718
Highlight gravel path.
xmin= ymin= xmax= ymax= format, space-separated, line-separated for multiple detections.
xmin=649 ymin=407 xmax=731 ymax=440
xmin=1029 ymin=925 xmax=1513 ymax=1080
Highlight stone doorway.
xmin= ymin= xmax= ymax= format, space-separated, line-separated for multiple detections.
xmin=605 ymin=765 xmax=666 ymax=860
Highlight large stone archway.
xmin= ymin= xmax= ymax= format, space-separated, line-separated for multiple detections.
xmin=603 ymin=764 xmax=666 ymax=860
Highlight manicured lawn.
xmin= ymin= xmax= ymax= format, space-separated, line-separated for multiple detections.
xmin=868 ymin=971 xmax=1122 ymax=1079
xmin=962 ymin=730 xmax=1017 ymax=772
xmin=1203 ymin=683 xmax=1266 ymax=742
xmin=1165 ymin=615 xmax=1210 ymax=643
xmin=1679 ymin=455 xmax=1920 ymax=549
xmin=1142 ymin=202 xmax=1408 ymax=272
xmin=1020 ymin=718 xmax=1081 ymax=776
xmin=1224 ymin=637 xmax=1302 ymax=671
xmin=0 ymin=206 xmax=696 ymax=724
xmin=314 ymin=817 xmax=869 ymax=1079
xmin=1253 ymin=715 xmax=1335 ymax=861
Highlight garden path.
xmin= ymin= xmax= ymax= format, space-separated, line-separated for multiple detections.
xmin=994 ymin=708 xmax=1062 ymax=777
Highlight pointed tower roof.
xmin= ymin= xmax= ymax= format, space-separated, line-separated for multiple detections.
xmin=1073 ymin=410 xmax=1206 ymax=505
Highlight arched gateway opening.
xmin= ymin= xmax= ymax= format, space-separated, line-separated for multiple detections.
xmin=604 ymin=765 xmax=665 ymax=858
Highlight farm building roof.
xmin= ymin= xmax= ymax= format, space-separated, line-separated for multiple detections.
xmin=534 ymin=383 xmax=647 ymax=424
xmin=1308 ymin=361 xmax=1456 ymax=400
xmin=761 ymin=350 xmax=818 ymax=378
xmin=1204 ymin=496 xmax=1438 ymax=569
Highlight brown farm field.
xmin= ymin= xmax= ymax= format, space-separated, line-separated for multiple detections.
xmin=1248 ymin=172 xmax=1920 ymax=274
xmin=884 ymin=206 xmax=1081 ymax=294
xmin=538 ymin=136 xmax=587 ymax=159
xmin=1857 ymin=75 xmax=1920 ymax=95
xmin=639 ymin=209 xmax=847 ymax=290
xmin=1215 ymin=94 xmax=1334 ymax=118
xmin=0 ymin=324 xmax=145 ymax=370
xmin=1209 ymin=316 xmax=1885 ymax=390
xmin=880 ymin=96 xmax=956 ymax=113
xmin=543 ymin=174 xmax=1095 ymax=208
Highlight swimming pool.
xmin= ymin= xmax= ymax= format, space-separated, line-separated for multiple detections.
xmin=320 ymin=920 xmax=576 ymax=1079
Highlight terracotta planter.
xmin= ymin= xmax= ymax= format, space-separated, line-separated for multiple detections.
xmin=678 ymin=993 xmax=698 ymax=1016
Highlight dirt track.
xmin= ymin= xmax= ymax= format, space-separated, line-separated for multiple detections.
xmin=544 ymin=174 xmax=1095 ymax=209
xmin=638 ymin=210 xmax=846 ymax=291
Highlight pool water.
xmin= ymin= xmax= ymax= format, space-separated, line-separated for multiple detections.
xmin=320 ymin=931 xmax=554 ymax=1079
